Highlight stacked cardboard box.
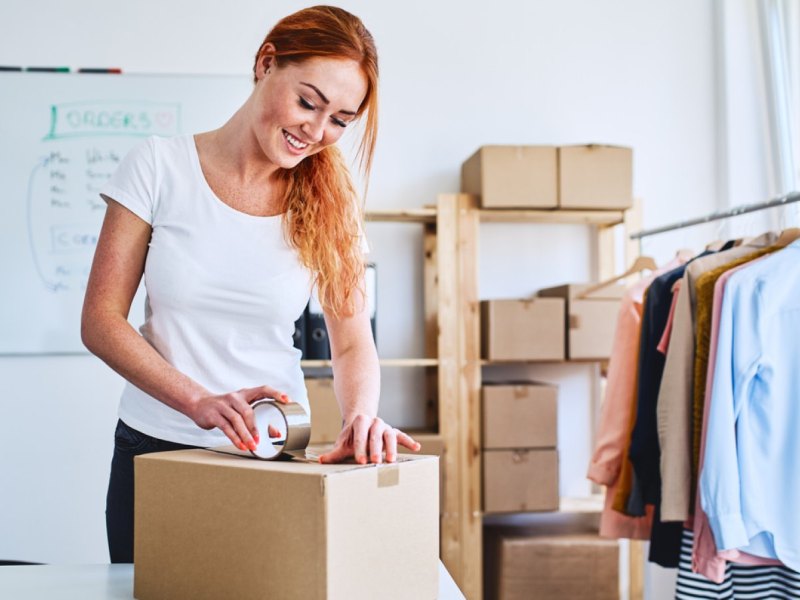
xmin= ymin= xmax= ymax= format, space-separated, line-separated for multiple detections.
xmin=484 ymin=519 xmax=620 ymax=600
xmin=305 ymin=377 xmax=342 ymax=444
xmin=461 ymin=144 xmax=633 ymax=210
xmin=480 ymin=298 xmax=565 ymax=361
xmin=537 ymin=283 xmax=625 ymax=360
xmin=482 ymin=383 xmax=559 ymax=513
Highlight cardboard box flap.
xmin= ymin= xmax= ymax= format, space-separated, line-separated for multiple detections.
xmin=537 ymin=283 xmax=626 ymax=301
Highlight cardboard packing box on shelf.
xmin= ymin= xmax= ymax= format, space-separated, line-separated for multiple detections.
xmin=558 ymin=144 xmax=633 ymax=210
xmin=134 ymin=449 xmax=439 ymax=600
xmin=306 ymin=377 xmax=342 ymax=444
xmin=482 ymin=383 xmax=558 ymax=449
xmin=461 ymin=145 xmax=558 ymax=209
xmin=480 ymin=298 xmax=565 ymax=361
xmin=483 ymin=529 xmax=619 ymax=600
xmin=483 ymin=448 xmax=559 ymax=513
xmin=536 ymin=283 xmax=625 ymax=360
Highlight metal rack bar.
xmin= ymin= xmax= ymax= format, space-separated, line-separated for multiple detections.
xmin=629 ymin=191 xmax=800 ymax=240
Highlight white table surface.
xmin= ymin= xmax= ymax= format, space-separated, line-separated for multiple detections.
xmin=0 ymin=561 xmax=465 ymax=599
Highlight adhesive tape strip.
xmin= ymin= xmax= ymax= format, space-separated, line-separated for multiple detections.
xmin=249 ymin=400 xmax=311 ymax=460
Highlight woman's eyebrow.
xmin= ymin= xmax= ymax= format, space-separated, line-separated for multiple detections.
xmin=300 ymin=82 xmax=357 ymax=116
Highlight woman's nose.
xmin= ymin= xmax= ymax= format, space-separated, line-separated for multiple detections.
xmin=302 ymin=116 xmax=325 ymax=144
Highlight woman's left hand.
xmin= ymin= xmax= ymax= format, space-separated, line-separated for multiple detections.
xmin=318 ymin=414 xmax=421 ymax=464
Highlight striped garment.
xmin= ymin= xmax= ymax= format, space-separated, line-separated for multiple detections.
xmin=676 ymin=529 xmax=800 ymax=599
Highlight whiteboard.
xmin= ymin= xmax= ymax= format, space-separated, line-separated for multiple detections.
xmin=0 ymin=72 xmax=253 ymax=354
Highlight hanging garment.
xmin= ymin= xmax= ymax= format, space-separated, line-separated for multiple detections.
xmin=628 ymin=262 xmax=694 ymax=567
xmin=588 ymin=276 xmax=657 ymax=539
xmin=656 ymin=233 xmax=778 ymax=523
xmin=657 ymin=279 xmax=681 ymax=355
xmin=675 ymin=529 xmax=800 ymax=599
xmin=701 ymin=241 xmax=800 ymax=570
xmin=692 ymin=260 xmax=783 ymax=582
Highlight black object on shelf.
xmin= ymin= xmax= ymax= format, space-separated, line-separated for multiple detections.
xmin=303 ymin=262 xmax=378 ymax=360
xmin=292 ymin=312 xmax=306 ymax=358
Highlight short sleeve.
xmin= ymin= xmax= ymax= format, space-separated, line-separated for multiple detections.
xmin=99 ymin=137 xmax=157 ymax=224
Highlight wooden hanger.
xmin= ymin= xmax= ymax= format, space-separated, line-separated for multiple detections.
xmin=774 ymin=227 xmax=800 ymax=248
xmin=576 ymin=255 xmax=658 ymax=299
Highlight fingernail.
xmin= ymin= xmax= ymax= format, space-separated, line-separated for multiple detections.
xmin=372 ymin=455 xmax=379 ymax=463
xmin=254 ymin=433 xmax=260 ymax=443
xmin=237 ymin=442 xmax=246 ymax=451
xmin=387 ymin=454 xmax=395 ymax=462
xmin=248 ymin=441 xmax=257 ymax=451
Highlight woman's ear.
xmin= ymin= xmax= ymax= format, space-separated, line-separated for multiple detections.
xmin=256 ymin=42 xmax=277 ymax=80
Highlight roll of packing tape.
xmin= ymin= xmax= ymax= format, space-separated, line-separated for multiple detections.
xmin=250 ymin=400 xmax=311 ymax=460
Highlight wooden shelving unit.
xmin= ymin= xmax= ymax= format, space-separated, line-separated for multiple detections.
xmin=361 ymin=198 xmax=643 ymax=600
xmin=435 ymin=194 xmax=643 ymax=600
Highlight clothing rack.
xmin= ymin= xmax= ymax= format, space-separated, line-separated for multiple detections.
xmin=629 ymin=190 xmax=800 ymax=240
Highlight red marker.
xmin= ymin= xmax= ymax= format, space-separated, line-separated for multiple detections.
xmin=77 ymin=68 xmax=122 ymax=74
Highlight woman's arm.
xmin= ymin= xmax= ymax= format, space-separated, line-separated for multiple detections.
xmin=318 ymin=274 xmax=419 ymax=464
xmin=81 ymin=199 xmax=281 ymax=450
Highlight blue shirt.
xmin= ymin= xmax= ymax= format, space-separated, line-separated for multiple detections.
xmin=700 ymin=240 xmax=800 ymax=569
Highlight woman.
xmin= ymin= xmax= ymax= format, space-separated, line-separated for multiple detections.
xmin=81 ymin=5 xmax=420 ymax=563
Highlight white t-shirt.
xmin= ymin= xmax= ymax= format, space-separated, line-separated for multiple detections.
xmin=100 ymin=134 xmax=314 ymax=446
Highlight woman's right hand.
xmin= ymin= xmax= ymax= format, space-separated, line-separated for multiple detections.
xmin=187 ymin=385 xmax=290 ymax=451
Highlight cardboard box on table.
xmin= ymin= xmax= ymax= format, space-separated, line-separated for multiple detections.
xmin=482 ymin=383 xmax=558 ymax=449
xmin=536 ymin=284 xmax=625 ymax=360
xmin=134 ymin=449 xmax=439 ymax=600
xmin=461 ymin=145 xmax=558 ymax=209
xmin=557 ymin=144 xmax=633 ymax=210
xmin=484 ymin=526 xmax=619 ymax=600
xmin=480 ymin=298 xmax=565 ymax=362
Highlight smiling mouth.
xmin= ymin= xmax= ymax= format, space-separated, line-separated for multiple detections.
xmin=283 ymin=130 xmax=309 ymax=151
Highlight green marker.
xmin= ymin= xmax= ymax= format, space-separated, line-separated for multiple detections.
xmin=26 ymin=67 xmax=70 ymax=73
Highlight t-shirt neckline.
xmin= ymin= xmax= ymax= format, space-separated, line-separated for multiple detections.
xmin=187 ymin=134 xmax=284 ymax=222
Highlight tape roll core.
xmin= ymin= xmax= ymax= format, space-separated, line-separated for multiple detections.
xmin=249 ymin=400 xmax=311 ymax=460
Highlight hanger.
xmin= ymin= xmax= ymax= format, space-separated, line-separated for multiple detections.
xmin=576 ymin=255 xmax=658 ymax=299
xmin=774 ymin=227 xmax=800 ymax=248
xmin=675 ymin=248 xmax=695 ymax=262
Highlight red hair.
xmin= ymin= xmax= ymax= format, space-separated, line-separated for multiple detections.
xmin=253 ymin=6 xmax=378 ymax=318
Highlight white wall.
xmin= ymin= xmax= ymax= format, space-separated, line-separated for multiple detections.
xmin=1 ymin=1 xmax=721 ymax=597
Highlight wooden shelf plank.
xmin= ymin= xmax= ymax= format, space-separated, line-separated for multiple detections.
xmin=366 ymin=208 xmax=437 ymax=223
xmin=301 ymin=358 xmax=439 ymax=368
xmin=480 ymin=358 xmax=606 ymax=366
xmin=478 ymin=208 xmax=624 ymax=226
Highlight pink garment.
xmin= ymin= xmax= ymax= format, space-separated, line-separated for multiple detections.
xmin=588 ymin=257 xmax=684 ymax=540
xmin=692 ymin=259 xmax=783 ymax=582
xmin=657 ymin=279 xmax=682 ymax=355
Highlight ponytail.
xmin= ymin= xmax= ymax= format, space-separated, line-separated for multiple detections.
xmin=279 ymin=146 xmax=366 ymax=319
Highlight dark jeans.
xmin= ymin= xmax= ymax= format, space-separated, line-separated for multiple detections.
xmin=106 ymin=419 xmax=200 ymax=563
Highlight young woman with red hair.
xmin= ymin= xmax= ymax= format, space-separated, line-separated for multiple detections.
xmin=81 ymin=5 xmax=419 ymax=563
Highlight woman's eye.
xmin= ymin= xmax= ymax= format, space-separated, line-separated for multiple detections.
xmin=332 ymin=117 xmax=348 ymax=128
xmin=298 ymin=97 xmax=315 ymax=110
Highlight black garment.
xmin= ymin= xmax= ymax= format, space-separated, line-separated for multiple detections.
xmin=627 ymin=256 xmax=712 ymax=568
xmin=106 ymin=419 xmax=200 ymax=563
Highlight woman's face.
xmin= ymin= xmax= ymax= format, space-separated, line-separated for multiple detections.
xmin=252 ymin=53 xmax=368 ymax=169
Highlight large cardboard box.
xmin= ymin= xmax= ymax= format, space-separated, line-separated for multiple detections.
xmin=558 ymin=144 xmax=633 ymax=210
xmin=537 ymin=284 xmax=624 ymax=360
xmin=461 ymin=145 xmax=558 ymax=209
xmin=484 ymin=530 xmax=619 ymax=600
xmin=306 ymin=377 xmax=342 ymax=444
xmin=482 ymin=383 xmax=558 ymax=449
xmin=480 ymin=298 xmax=565 ymax=362
xmin=483 ymin=448 xmax=559 ymax=513
xmin=134 ymin=450 xmax=439 ymax=600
